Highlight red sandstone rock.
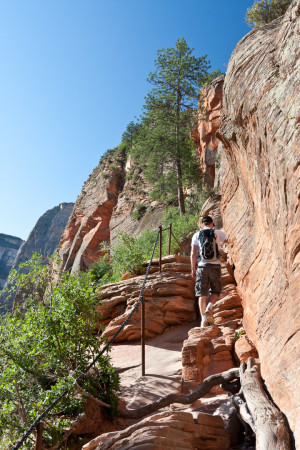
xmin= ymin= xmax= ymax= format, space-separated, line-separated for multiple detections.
xmin=192 ymin=75 xmax=224 ymax=187
xmin=234 ymin=334 xmax=259 ymax=364
xmin=59 ymin=162 xmax=125 ymax=273
xmin=218 ymin=1 xmax=300 ymax=444
xmin=98 ymin=256 xmax=196 ymax=342
xmin=83 ymin=411 xmax=230 ymax=450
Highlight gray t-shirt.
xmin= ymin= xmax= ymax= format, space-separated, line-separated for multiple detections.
xmin=191 ymin=227 xmax=226 ymax=266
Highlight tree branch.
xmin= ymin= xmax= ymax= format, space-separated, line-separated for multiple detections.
xmin=119 ymin=367 xmax=239 ymax=419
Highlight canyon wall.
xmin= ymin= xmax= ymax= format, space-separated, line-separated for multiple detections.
xmin=58 ymin=152 xmax=165 ymax=274
xmin=12 ymin=202 xmax=74 ymax=272
xmin=0 ymin=234 xmax=24 ymax=289
xmin=192 ymin=75 xmax=224 ymax=187
xmin=217 ymin=1 xmax=300 ymax=444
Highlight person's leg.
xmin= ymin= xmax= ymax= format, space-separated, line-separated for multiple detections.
xmin=198 ymin=295 xmax=207 ymax=316
xmin=195 ymin=267 xmax=209 ymax=327
xmin=206 ymin=266 xmax=222 ymax=318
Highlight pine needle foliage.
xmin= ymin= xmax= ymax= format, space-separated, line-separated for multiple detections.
xmin=246 ymin=0 xmax=292 ymax=27
xmin=132 ymin=37 xmax=212 ymax=214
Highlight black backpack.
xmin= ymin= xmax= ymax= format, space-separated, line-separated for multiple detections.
xmin=198 ymin=228 xmax=218 ymax=261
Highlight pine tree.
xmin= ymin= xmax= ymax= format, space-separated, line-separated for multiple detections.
xmin=246 ymin=0 xmax=292 ymax=28
xmin=133 ymin=37 xmax=211 ymax=214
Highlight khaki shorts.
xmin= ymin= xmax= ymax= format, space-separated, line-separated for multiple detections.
xmin=195 ymin=265 xmax=222 ymax=297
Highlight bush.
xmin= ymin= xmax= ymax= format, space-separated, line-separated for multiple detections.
xmin=132 ymin=203 xmax=147 ymax=220
xmin=162 ymin=206 xmax=200 ymax=254
xmin=90 ymin=259 xmax=112 ymax=281
xmin=0 ymin=254 xmax=119 ymax=447
xmin=246 ymin=0 xmax=292 ymax=27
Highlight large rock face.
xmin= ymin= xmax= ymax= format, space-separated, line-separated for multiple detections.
xmin=0 ymin=234 xmax=24 ymax=289
xmin=12 ymin=202 xmax=74 ymax=271
xmin=58 ymin=152 xmax=165 ymax=273
xmin=192 ymin=75 xmax=224 ymax=187
xmin=217 ymin=1 xmax=300 ymax=444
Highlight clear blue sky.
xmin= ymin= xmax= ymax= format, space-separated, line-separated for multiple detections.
xmin=0 ymin=0 xmax=252 ymax=240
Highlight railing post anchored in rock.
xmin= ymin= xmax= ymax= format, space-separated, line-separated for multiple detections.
xmin=159 ymin=225 xmax=163 ymax=273
xmin=141 ymin=296 xmax=145 ymax=376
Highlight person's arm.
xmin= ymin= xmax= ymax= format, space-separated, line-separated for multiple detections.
xmin=191 ymin=244 xmax=198 ymax=279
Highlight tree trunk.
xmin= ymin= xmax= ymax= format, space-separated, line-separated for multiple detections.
xmin=236 ymin=358 xmax=291 ymax=450
xmin=176 ymin=156 xmax=186 ymax=215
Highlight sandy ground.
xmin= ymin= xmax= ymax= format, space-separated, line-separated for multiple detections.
xmin=110 ymin=321 xmax=198 ymax=409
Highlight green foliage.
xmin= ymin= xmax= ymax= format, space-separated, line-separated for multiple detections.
xmin=132 ymin=37 xmax=214 ymax=214
xmin=121 ymin=121 xmax=141 ymax=153
xmin=233 ymin=328 xmax=246 ymax=343
xmin=0 ymin=254 xmax=119 ymax=447
xmin=132 ymin=203 xmax=147 ymax=221
xmin=246 ymin=0 xmax=292 ymax=27
xmin=90 ymin=259 xmax=112 ymax=281
xmin=99 ymin=231 xmax=158 ymax=282
xmin=161 ymin=205 xmax=201 ymax=254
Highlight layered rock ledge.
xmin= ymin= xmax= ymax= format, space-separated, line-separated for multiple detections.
xmin=99 ymin=255 xmax=196 ymax=341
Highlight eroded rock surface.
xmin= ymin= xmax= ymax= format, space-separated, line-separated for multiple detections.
xmin=59 ymin=159 xmax=126 ymax=273
xmin=192 ymin=75 xmax=224 ymax=187
xmin=12 ymin=202 xmax=74 ymax=271
xmin=218 ymin=1 xmax=300 ymax=443
xmin=0 ymin=234 xmax=24 ymax=289
xmin=98 ymin=255 xmax=196 ymax=341
xmin=58 ymin=153 xmax=165 ymax=273
xmin=83 ymin=411 xmax=230 ymax=450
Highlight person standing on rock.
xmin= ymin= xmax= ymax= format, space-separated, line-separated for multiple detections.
xmin=191 ymin=215 xmax=226 ymax=327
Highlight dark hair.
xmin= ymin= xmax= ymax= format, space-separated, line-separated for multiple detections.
xmin=202 ymin=215 xmax=213 ymax=224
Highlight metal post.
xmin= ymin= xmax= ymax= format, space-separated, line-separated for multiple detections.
xmin=168 ymin=223 xmax=172 ymax=255
xmin=141 ymin=296 xmax=145 ymax=376
xmin=159 ymin=225 xmax=162 ymax=273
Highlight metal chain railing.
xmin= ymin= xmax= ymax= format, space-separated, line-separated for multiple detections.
xmin=12 ymin=228 xmax=160 ymax=449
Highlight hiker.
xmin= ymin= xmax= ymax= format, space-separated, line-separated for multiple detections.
xmin=191 ymin=215 xmax=226 ymax=327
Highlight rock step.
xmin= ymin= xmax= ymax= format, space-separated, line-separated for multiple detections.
xmin=83 ymin=411 xmax=230 ymax=450
xmin=142 ymin=254 xmax=191 ymax=267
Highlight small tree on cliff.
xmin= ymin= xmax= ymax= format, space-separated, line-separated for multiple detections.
xmin=133 ymin=37 xmax=211 ymax=214
xmin=246 ymin=0 xmax=292 ymax=27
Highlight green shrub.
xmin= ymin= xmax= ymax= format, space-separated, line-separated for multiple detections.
xmin=246 ymin=0 xmax=292 ymax=27
xmin=132 ymin=203 xmax=147 ymax=220
xmin=162 ymin=206 xmax=200 ymax=254
xmin=90 ymin=259 xmax=112 ymax=281
xmin=0 ymin=254 xmax=119 ymax=447
xmin=233 ymin=328 xmax=246 ymax=343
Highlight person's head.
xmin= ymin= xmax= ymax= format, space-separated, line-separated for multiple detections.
xmin=199 ymin=215 xmax=214 ymax=228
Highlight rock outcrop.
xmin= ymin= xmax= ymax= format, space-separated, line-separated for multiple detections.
xmin=0 ymin=234 xmax=24 ymax=289
xmin=98 ymin=255 xmax=196 ymax=341
xmin=11 ymin=203 xmax=74 ymax=272
xmin=83 ymin=411 xmax=230 ymax=450
xmin=192 ymin=75 xmax=224 ymax=187
xmin=217 ymin=1 xmax=300 ymax=444
xmin=58 ymin=152 xmax=165 ymax=273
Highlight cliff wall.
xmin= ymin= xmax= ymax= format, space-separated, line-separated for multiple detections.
xmin=12 ymin=202 xmax=74 ymax=272
xmin=0 ymin=234 xmax=24 ymax=289
xmin=217 ymin=1 xmax=300 ymax=444
xmin=58 ymin=152 xmax=165 ymax=274
xmin=192 ymin=75 xmax=224 ymax=187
